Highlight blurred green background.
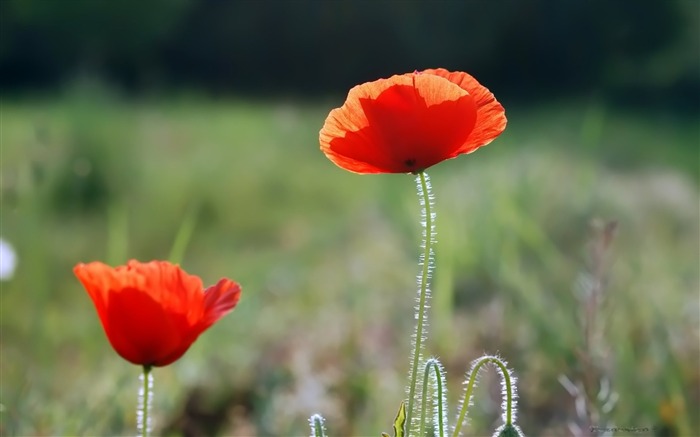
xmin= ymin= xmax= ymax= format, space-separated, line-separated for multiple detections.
xmin=1 ymin=1 xmax=698 ymax=436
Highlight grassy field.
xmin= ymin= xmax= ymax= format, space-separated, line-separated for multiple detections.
xmin=1 ymin=88 xmax=698 ymax=436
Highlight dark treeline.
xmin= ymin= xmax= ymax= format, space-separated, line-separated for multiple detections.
xmin=1 ymin=0 xmax=698 ymax=107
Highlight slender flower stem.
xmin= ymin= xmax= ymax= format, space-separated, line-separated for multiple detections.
xmin=406 ymin=171 xmax=435 ymax=436
xmin=453 ymin=356 xmax=516 ymax=437
xmin=138 ymin=365 xmax=153 ymax=437
xmin=419 ymin=364 xmax=430 ymax=437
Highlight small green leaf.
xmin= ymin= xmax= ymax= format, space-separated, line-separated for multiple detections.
xmin=381 ymin=434 xmax=391 ymax=437
xmin=393 ymin=401 xmax=406 ymax=437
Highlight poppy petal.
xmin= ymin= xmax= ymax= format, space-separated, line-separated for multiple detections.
xmin=424 ymin=68 xmax=507 ymax=153
xmin=126 ymin=260 xmax=204 ymax=315
xmin=201 ymin=279 xmax=242 ymax=329
xmin=320 ymin=73 xmax=477 ymax=173
xmin=74 ymin=262 xmax=117 ymax=335
xmin=74 ymin=260 xmax=241 ymax=367
xmin=105 ymin=286 xmax=186 ymax=366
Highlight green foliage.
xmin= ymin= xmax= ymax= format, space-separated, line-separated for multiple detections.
xmin=0 ymin=93 xmax=697 ymax=436
xmin=1 ymin=0 xmax=696 ymax=100
xmin=1 ymin=0 xmax=192 ymax=87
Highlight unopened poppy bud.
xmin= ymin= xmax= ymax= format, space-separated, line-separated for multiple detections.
xmin=494 ymin=423 xmax=525 ymax=437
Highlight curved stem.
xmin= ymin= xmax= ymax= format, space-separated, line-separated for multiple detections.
xmin=499 ymin=362 xmax=514 ymax=426
xmin=406 ymin=171 xmax=435 ymax=436
xmin=433 ymin=362 xmax=446 ymax=437
xmin=452 ymin=356 xmax=514 ymax=437
xmin=419 ymin=358 xmax=447 ymax=437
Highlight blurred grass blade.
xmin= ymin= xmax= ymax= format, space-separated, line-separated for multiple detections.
xmin=168 ymin=203 xmax=199 ymax=264
xmin=107 ymin=200 xmax=128 ymax=265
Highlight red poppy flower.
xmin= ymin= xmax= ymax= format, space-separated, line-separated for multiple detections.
xmin=319 ymin=68 xmax=506 ymax=174
xmin=74 ymin=260 xmax=241 ymax=367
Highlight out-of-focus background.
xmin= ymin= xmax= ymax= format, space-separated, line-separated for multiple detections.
xmin=1 ymin=1 xmax=698 ymax=436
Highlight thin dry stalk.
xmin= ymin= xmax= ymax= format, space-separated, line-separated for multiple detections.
xmin=560 ymin=219 xmax=619 ymax=437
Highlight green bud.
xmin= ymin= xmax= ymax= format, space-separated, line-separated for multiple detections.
xmin=494 ymin=423 xmax=524 ymax=437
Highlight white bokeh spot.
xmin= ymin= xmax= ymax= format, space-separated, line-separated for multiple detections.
xmin=0 ymin=238 xmax=18 ymax=281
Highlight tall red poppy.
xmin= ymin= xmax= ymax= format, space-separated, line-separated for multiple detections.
xmin=74 ymin=260 xmax=241 ymax=367
xmin=319 ymin=68 xmax=506 ymax=174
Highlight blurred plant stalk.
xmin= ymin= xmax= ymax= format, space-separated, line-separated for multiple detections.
xmin=559 ymin=219 xmax=619 ymax=436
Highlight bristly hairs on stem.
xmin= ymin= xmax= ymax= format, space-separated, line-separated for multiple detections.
xmin=137 ymin=365 xmax=154 ymax=437
xmin=452 ymin=355 xmax=523 ymax=437
xmin=406 ymin=171 xmax=437 ymax=437
xmin=418 ymin=357 xmax=448 ymax=437
xmin=309 ymin=413 xmax=328 ymax=437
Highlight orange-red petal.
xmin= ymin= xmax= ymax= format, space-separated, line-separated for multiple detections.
xmin=105 ymin=285 xmax=188 ymax=365
xmin=424 ymin=68 xmax=507 ymax=154
xmin=320 ymin=72 xmax=477 ymax=173
xmin=74 ymin=260 xmax=241 ymax=367
xmin=319 ymin=69 xmax=506 ymax=174
xmin=201 ymin=279 xmax=242 ymax=330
